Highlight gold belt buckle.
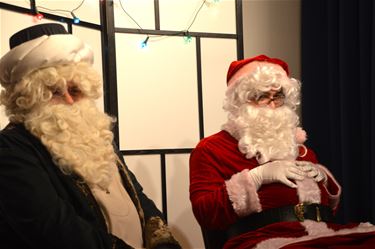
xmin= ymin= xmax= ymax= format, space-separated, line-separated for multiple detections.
xmin=294 ymin=203 xmax=322 ymax=222
xmin=294 ymin=203 xmax=305 ymax=221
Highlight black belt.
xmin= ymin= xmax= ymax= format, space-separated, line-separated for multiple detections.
xmin=226 ymin=203 xmax=334 ymax=240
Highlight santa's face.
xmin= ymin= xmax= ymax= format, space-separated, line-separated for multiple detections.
xmin=223 ymin=88 xmax=299 ymax=164
xmin=222 ymin=62 xmax=301 ymax=164
xmin=247 ymin=89 xmax=286 ymax=109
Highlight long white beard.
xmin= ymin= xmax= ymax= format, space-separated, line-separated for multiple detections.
xmin=24 ymin=99 xmax=117 ymax=189
xmin=223 ymin=105 xmax=299 ymax=164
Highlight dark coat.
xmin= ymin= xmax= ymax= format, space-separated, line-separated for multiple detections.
xmin=0 ymin=123 xmax=180 ymax=249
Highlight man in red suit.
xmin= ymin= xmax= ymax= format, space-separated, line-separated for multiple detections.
xmin=189 ymin=55 xmax=375 ymax=249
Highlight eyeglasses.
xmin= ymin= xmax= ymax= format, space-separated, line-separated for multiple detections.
xmin=250 ymin=91 xmax=285 ymax=107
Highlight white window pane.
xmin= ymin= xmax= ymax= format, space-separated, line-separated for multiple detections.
xmin=201 ymin=38 xmax=237 ymax=137
xmin=114 ymin=0 xmax=155 ymax=29
xmin=166 ymin=154 xmax=204 ymax=249
xmin=159 ymin=0 xmax=236 ymax=34
xmin=124 ymin=155 xmax=162 ymax=211
xmin=116 ymin=33 xmax=199 ymax=150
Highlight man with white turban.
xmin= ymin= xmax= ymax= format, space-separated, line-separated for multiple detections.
xmin=0 ymin=23 xmax=181 ymax=249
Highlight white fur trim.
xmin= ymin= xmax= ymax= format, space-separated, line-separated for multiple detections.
xmin=227 ymin=61 xmax=287 ymax=86
xmin=318 ymin=164 xmax=341 ymax=210
xmin=295 ymin=127 xmax=307 ymax=144
xmin=0 ymin=34 xmax=93 ymax=85
xmin=296 ymin=177 xmax=321 ymax=204
xmin=254 ymin=220 xmax=375 ymax=249
xmin=225 ymin=169 xmax=262 ymax=217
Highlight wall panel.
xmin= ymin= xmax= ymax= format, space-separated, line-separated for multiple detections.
xmin=166 ymin=154 xmax=204 ymax=249
xmin=113 ymin=0 xmax=155 ymax=29
xmin=114 ymin=2 xmax=239 ymax=248
xmin=116 ymin=33 xmax=200 ymax=150
xmin=124 ymin=154 xmax=163 ymax=210
xmin=159 ymin=0 xmax=236 ymax=34
xmin=201 ymin=37 xmax=237 ymax=137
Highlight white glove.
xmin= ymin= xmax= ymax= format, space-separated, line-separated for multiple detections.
xmin=248 ymin=160 xmax=306 ymax=190
xmin=295 ymin=161 xmax=327 ymax=183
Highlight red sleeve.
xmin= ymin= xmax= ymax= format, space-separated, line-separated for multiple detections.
xmin=189 ymin=143 xmax=238 ymax=230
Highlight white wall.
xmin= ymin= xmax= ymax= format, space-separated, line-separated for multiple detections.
xmin=0 ymin=1 xmax=300 ymax=248
xmin=243 ymin=0 xmax=301 ymax=79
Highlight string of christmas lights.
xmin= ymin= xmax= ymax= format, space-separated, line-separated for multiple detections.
xmin=28 ymin=0 xmax=220 ymax=48
xmin=118 ymin=0 xmax=220 ymax=48
xmin=30 ymin=0 xmax=85 ymax=23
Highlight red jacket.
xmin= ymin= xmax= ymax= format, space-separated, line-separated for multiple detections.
xmin=189 ymin=130 xmax=375 ymax=249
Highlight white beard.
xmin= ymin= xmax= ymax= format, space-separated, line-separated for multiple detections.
xmin=24 ymin=99 xmax=117 ymax=189
xmin=223 ymin=105 xmax=299 ymax=164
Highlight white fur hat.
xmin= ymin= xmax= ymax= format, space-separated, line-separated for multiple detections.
xmin=0 ymin=23 xmax=93 ymax=86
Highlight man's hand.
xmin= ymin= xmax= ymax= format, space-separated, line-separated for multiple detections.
xmin=248 ymin=160 xmax=306 ymax=190
xmin=295 ymin=161 xmax=327 ymax=183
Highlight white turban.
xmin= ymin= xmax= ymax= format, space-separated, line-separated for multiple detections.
xmin=0 ymin=25 xmax=93 ymax=86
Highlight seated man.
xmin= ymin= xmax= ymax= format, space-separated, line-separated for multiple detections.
xmin=0 ymin=23 xmax=181 ymax=249
xmin=189 ymin=54 xmax=375 ymax=249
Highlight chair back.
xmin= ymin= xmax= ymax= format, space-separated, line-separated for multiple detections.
xmin=201 ymin=228 xmax=228 ymax=249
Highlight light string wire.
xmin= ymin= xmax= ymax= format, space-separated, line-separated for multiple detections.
xmin=118 ymin=0 xmax=211 ymax=45
xmin=30 ymin=0 xmax=217 ymax=45
xmin=33 ymin=0 xmax=85 ymax=22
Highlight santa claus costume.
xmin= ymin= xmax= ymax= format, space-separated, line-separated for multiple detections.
xmin=189 ymin=55 xmax=375 ymax=249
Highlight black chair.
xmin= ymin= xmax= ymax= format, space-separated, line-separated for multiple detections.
xmin=201 ymin=228 xmax=228 ymax=249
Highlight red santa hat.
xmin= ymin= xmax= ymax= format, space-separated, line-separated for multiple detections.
xmin=226 ymin=54 xmax=289 ymax=86
xmin=0 ymin=23 xmax=93 ymax=86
